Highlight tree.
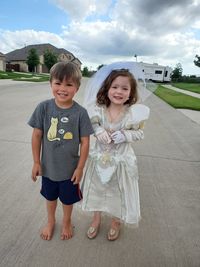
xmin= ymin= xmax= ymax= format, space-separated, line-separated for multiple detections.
xmin=97 ymin=64 xmax=104 ymax=70
xmin=44 ymin=49 xmax=58 ymax=71
xmin=171 ymin=63 xmax=183 ymax=81
xmin=194 ymin=54 xmax=200 ymax=68
xmin=26 ymin=48 xmax=40 ymax=72
xmin=82 ymin=66 xmax=90 ymax=77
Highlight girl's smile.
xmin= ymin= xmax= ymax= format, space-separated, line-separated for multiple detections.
xmin=108 ymin=76 xmax=131 ymax=106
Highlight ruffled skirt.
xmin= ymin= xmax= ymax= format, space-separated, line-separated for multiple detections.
xmin=80 ymin=155 xmax=141 ymax=226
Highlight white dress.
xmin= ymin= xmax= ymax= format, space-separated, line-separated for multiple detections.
xmin=81 ymin=103 xmax=150 ymax=226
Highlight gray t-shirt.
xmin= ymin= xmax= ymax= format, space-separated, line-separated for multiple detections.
xmin=28 ymin=99 xmax=94 ymax=181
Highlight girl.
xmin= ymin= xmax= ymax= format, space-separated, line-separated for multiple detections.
xmin=81 ymin=63 xmax=150 ymax=241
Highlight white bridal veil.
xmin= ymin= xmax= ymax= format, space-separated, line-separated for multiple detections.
xmin=83 ymin=61 xmax=154 ymax=106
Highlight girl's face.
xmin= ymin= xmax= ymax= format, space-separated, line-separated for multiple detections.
xmin=51 ymin=78 xmax=78 ymax=108
xmin=108 ymin=76 xmax=131 ymax=106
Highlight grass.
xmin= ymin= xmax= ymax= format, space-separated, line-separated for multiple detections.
xmin=154 ymin=85 xmax=200 ymax=111
xmin=171 ymin=82 xmax=200 ymax=94
xmin=0 ymin=71 xmax=49 ymax=82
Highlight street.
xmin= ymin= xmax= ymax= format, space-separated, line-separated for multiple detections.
xmin=0 ymin=78 xmax=199 ymax=267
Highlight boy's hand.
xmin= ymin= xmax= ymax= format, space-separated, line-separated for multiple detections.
xmin=71 ymin=168 xmax=83 ymax=184
xmin=32 ymin=162 xmax=42 ymax=182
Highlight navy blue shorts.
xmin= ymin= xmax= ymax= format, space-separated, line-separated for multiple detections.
xmin=40 ymin=176 xmax=82 ymax=205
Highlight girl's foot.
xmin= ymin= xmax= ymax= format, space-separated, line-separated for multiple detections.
xmin=107 ymin=219 xmax=120 ymax=241
xmin=87 ymin=212 xmax=101 ymax=239
xmin=61 ymin=221 xmax=73 ymax=240
xmin=40 ymin=222 xmax=55 ymax=241
xmin=87 ymin=224 xmax=100 ymax=239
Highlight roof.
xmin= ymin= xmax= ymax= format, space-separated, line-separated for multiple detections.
xmin=0 ymin=52 xmax=5 ymax=57
xmin=5 ymin=43 xmax=78 ymax=62
xmin=139 ymin=62 xmax=170 ymax=69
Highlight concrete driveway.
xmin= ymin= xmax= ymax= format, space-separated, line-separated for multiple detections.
xmin=0 ymin=79 xmax=200 ymax=267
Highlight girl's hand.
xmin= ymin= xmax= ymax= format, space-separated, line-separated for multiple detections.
xmin=96 ymin=130 xmax=112 ymax=144
xmin=111 ymin=130 xmax=126 ymax=144
xmin=71 ymin=168 xmax=83 ymax=184
xmin=32 ymin=162 xmax=42 ymax=182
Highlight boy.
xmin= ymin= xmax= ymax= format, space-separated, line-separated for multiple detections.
xmin=28 ymin=62 xmax=93 ymax=240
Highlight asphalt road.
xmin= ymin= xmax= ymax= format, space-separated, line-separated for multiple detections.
xmin=0 ymin=78 xmax=200 ymax=267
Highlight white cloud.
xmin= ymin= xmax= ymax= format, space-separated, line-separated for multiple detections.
xmin=192 ymin=20 xmax=200 ymax=29
xmin=112 ymin=0 xmax=200 ymax=35
xmin=0 ymin=29 xmax=65 ymax=52
xmin=0 ymin=0 xmax=200 ymax=74
xmin=51 ymin=0 xmax=113 ymax=20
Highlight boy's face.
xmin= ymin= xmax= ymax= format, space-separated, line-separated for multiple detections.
xmin=51 ymin=78 xmax=78 ymax=108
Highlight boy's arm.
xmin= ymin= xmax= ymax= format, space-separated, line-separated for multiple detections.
xmin=31 ymin=128 xmax=43 ymax=182
xmin=71 ymin=136 xmax=90 ymax=184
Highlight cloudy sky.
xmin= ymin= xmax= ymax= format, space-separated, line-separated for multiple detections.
xmin=1 ymin=0 xmax=200 ymax=75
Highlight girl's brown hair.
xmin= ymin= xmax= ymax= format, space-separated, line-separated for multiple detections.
xmin=50 ymin=62 xmax=82 ymax=87
xmin=96 ymin=69 xmax=138 ymax=107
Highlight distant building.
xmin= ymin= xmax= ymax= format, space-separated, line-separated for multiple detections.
xmin=0 ymin=52 xmax=6 ymax=71
xmin=5 ymin=43 xmax=81 ymax=73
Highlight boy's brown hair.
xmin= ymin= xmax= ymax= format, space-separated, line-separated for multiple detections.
xmin=50 ymin=62 xmax=82 ymax=87
xmin=96 ymin=69 xmax=138 ymax=107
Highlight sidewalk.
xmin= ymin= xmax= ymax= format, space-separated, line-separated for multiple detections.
xmin=163 ymin=84 xmax=200 ymax=99
xmin=0 ymin=79 xmax=37 ymax=85
xmin=163 ymin=84 xmax=200 ymax=125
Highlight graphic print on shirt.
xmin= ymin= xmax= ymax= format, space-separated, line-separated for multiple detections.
xmin=47 ymin=117 xmax=61 ymax=141
xmin=63 ymin=132 xmax=73 ymax=139
xmin=47 ymin=117 xmax=73 ymax=141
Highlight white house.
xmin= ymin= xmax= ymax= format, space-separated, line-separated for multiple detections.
xmin=139 ymin=62 xmax=172 ymax=82
xmin=0 ymin=52 xmax=5 ymax=71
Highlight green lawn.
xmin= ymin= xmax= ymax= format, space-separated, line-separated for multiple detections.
xmin=154 ymin=85 xmax=200 ymax=111
xmin=171 ymin=82 xmax=200 ymax=94
xmin=0 ymin=71 xmax=49 ymax=82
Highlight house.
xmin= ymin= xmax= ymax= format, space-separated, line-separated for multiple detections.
xmin=0 ymin=52 xmax=6 ymax=71
xmin=139 ymin=62 xmax=172 ymax=82
xmin=5 ymin=43 xmax=81 ymax=73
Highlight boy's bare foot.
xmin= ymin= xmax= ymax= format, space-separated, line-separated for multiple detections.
xmin=40 ymin=222 xmax=55 ymax=241
xmin=61 ymin=221 xmax=73 ymax=240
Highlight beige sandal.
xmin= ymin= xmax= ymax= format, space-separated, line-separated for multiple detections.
xmin=107 ymin=224 xmax=120 ymax=241
xmin=87 ymin=226 xmax=100 ymax=239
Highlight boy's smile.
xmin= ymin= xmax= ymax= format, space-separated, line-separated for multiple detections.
xmin=51 ymin=78 xmax=78 ymax=108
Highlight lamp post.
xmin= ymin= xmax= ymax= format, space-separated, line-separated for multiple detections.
xmin=134 ymin=54 xmax=137 ymax=62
